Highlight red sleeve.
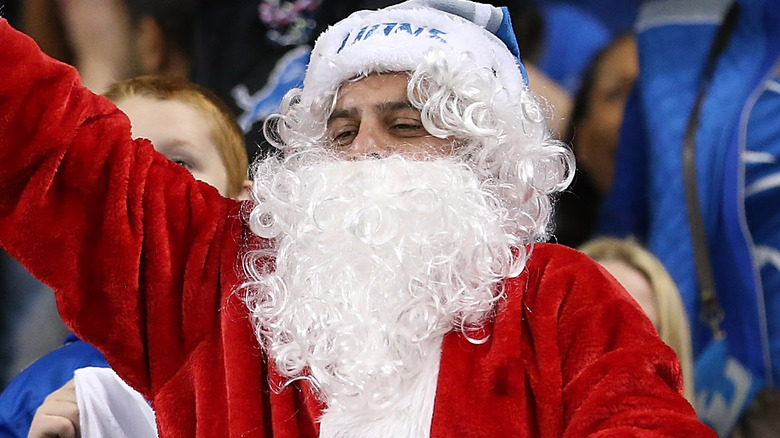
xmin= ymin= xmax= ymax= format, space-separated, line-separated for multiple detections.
xmin=0 ymin=19 xmax=243 ymax=399
xmin=526 ymin=245 xmax=714 ymax=437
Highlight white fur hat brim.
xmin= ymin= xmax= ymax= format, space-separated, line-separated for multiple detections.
xmin=300 ymin=3 xmax=527 ymax=107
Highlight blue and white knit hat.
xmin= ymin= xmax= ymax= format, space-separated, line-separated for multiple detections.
xmin=300 ymin=0 xmax=528 ymax=107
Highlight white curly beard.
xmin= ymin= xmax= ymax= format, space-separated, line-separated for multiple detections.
xmin=245 ymin=155 xmax=522 ymax=437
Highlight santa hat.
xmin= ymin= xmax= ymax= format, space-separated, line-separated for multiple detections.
xmin=300 ymin=0 xmax=529 ymax=107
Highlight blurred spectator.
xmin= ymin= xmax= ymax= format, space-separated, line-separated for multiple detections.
xmin=553 ymin=33 xmax=638 ymax=247
xmin=579 ymin=236 xmax=695 ymax=403
xmin=22 ymin=0 xmax=193 ymax=93
xmin=601 ymin=0 xmax=780 ymax=435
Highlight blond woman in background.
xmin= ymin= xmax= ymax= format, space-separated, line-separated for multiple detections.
xmin=580 ymin=237 xmax=695 ymax=403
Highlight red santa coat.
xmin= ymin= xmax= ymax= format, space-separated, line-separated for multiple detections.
xmin=0 ymin=20 xmax=715 ymax=437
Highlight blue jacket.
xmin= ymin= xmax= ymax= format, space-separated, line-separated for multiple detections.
xmin=602 ymin=0 xmax=780 ymax=387
xmin=0 ymin=334 xmax=107 ymax=437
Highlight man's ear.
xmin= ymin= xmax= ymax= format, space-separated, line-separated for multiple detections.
xmin=235 ymin=179 xmax=254 ymax=201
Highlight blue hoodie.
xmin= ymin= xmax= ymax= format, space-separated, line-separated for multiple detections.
xmin=0 ymin=334 xmax=107 ymax=437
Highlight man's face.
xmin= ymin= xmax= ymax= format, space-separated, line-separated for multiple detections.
xmin=115 ymin=95 xmax=231 ymax=196
xmin=326 ymin=73 xmax=454 ymax=159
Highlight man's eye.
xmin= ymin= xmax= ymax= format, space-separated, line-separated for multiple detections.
xmin=331 ymin=130 xmax=357 ymax=146
xmin=391 ymin=120 xmax=425 ymax=135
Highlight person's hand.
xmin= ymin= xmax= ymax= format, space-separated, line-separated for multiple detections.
xmin=27 ymin=379 xmax=80 ymax=438
xmin=53 ymin=0 xmax=136 ymax=93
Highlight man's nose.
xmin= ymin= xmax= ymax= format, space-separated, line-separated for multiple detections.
xmin=346 ymin=125 xmax=391 ymax=159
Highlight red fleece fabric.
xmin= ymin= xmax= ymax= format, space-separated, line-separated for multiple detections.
xmin=0 ymin=20 xmax=715 ymax=437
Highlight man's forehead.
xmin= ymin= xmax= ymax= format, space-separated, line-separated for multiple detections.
xmin=330 ymin=101 xmax=416 ymax=119
xmin=330 ymin=75 xmax=417 ymax=122
xmin=337 ymin=72 xmax=404 ymax=92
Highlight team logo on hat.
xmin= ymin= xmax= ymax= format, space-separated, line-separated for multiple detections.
xmin=336 ymin=23 xmax=448 ymax=54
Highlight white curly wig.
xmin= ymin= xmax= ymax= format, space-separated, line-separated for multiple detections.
xmin=258 ymin=0 xmax=573 ymax=244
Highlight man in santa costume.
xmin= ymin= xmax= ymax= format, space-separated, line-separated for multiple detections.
xmin=0 ymin=0 xmax=714 ymax=436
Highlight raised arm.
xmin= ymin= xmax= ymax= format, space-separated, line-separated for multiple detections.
xmin=0 ymin=19 xmax=242 ymax=398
